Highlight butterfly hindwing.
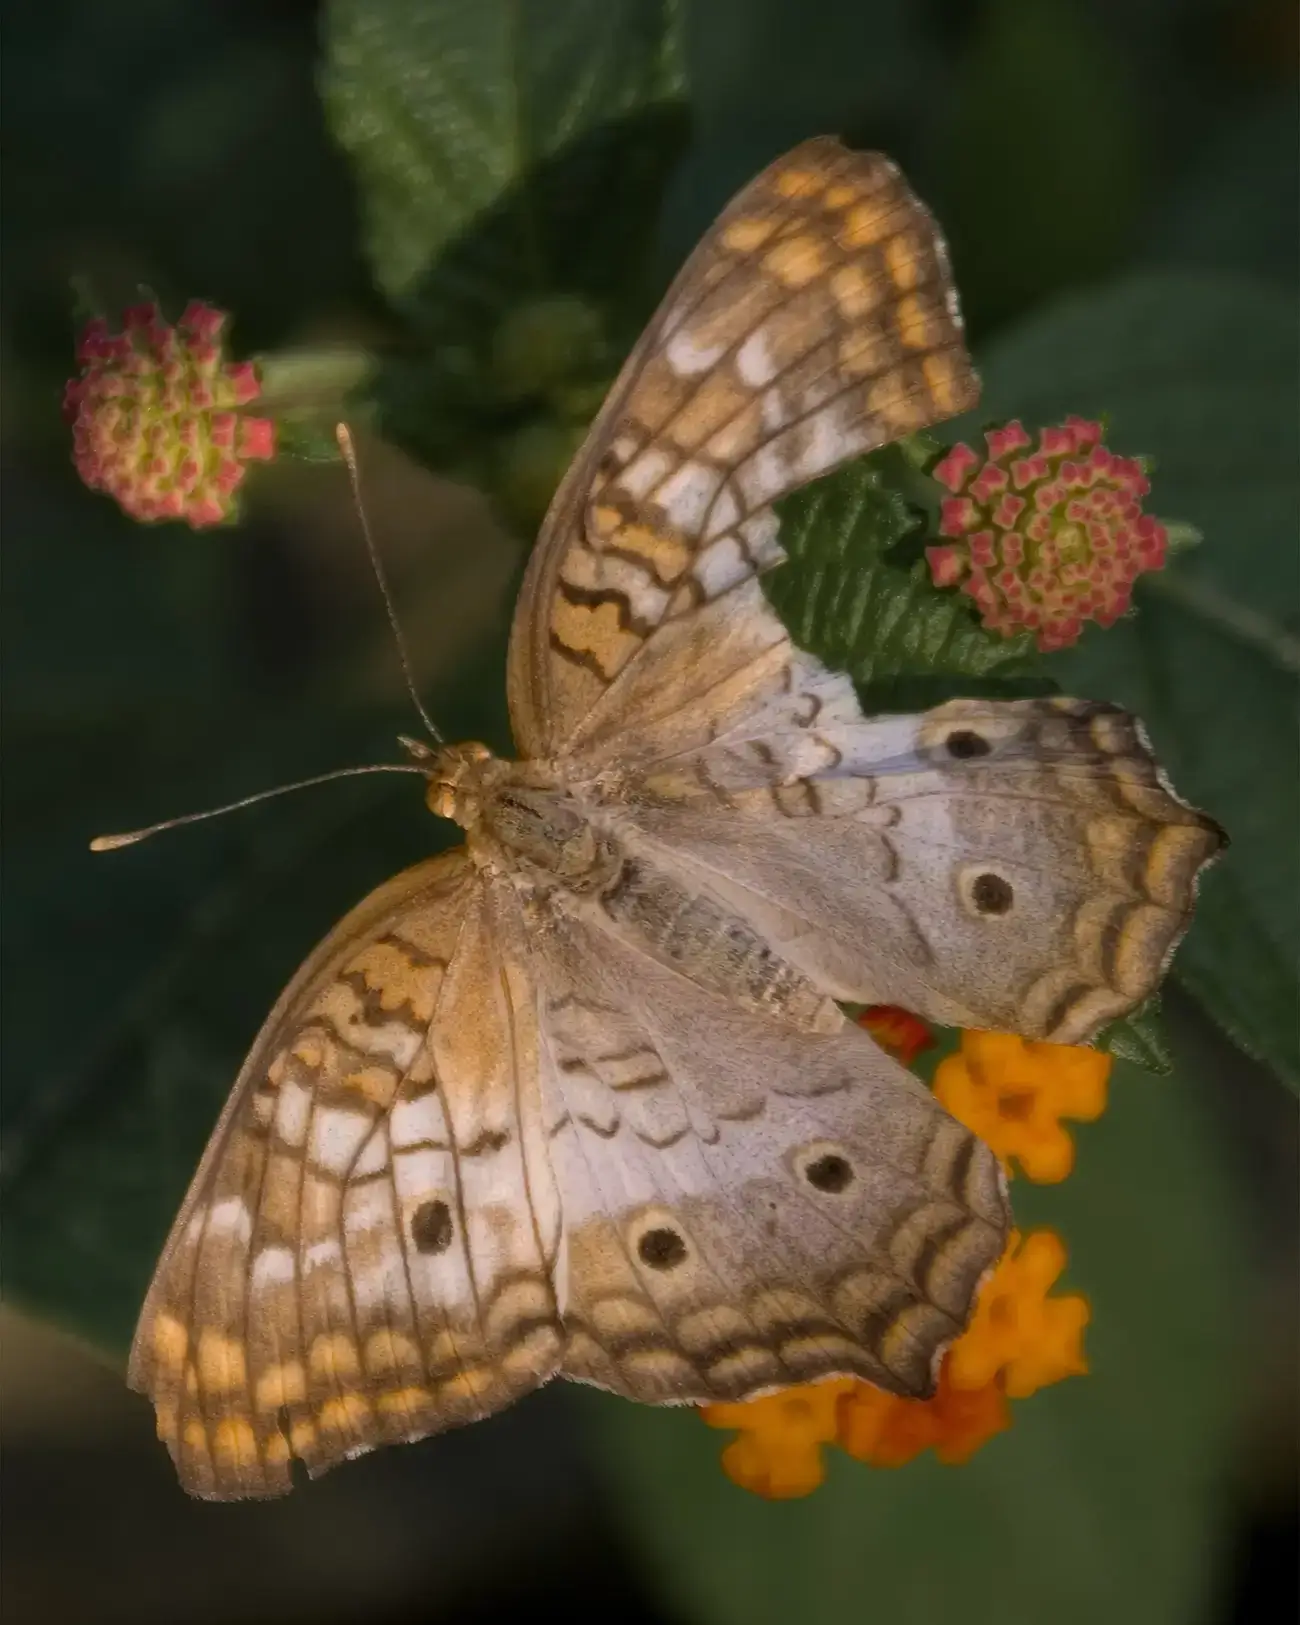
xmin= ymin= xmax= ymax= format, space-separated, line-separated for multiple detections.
xmin=606 ymin=678 xmax=1225 ymax=1042
xmin=536 ymin=900 xmax=1008 ymax=1402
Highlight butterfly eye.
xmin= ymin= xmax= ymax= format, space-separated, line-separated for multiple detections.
xmin=636 ymin=1226 xmax=688 ymax=1270
xmin=411 ymin=1199 xmax=454 ymax=1254
xmin=426 ymin=782 xmax=459 ymax=820
xmin=945 ymin=729 xmax=991 ymax=759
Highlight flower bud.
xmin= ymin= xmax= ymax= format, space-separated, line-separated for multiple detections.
xmin=64 ymin=300 xmax=275 ymax=528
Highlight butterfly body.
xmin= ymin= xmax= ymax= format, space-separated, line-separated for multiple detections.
xmin=127 ymin=139 xmax=1223 ymax=1497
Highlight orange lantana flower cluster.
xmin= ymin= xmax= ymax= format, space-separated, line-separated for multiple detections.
xmin=700 ymin=1017 xmax=1106 ymax=1498
xmin=933 ymin=1031 xmax=1109 ymax=1183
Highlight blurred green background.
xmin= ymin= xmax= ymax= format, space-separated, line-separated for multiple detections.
xmin=2 ymin=2 xmax=1296 ymax=1622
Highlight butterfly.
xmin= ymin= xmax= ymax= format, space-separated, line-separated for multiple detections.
xmin=128 ymin=138 xmax=1223 ymax=1498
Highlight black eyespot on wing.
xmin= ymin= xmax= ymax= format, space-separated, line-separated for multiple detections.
xmin=946 ymin=729 xmax=991 ymax=760
xmin=971 ymin=872 xmax=1014 ymax=915
xmin=637 ymin=1227 xmax=687 ymax=1270
xmin=805 ymin=1152 xmax=854 ymax=1193
xmin=411 ymin=1199 xmax=454 ymax=1254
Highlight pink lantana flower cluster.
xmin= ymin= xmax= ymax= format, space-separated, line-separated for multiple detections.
xmin=925 ymin=417 xmax=1168 ymax=652
xmin=64 ymin=301 xmax=275 ymax=528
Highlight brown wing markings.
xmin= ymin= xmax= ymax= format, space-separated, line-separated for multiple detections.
xmin=331 ymin=1149 xmax=372 ymax=1455
xmin=225 ymin=1118 xmax=279 ymax=1488
xmin=643 ymin=141 xmax=866 ymax=360
xmin=354 ymin=911 xmax=557 ymax=1438
xmin=553 ymin=974 xmax=886 ymax=1401
xmin=601 ymin=536 xmax=700 ymax=588
xmin=576 ymin=1111 xmax=622 ymax=1140
xmin=412 ymin=899 xmax=490 ymax=1409
xmin=869 ymin=698 xmax=1224 ymax=1040
xmin=357 ymin=1046 xmax=442 ymax=1447
xmin=278 ymin=1011 xmax=405 ymax=1080
xmin=851 ymin=1281 xmax=954 ymax=1394
xmin=692 ymin=754 xmax=740 ymax=808
xmin=507 ymin=961 xmax=566 ymax=1287
xmin=714 ymin=1097 xmax=767 ymax=1125
xmin=336 ymin=969 xmax=436 ymax=1036
xmin=460 ymin=1126 xmax=512 ymax=1158
xmin=768 ymin=776 xmax=823 ymax=819
xmin=938 ymin=1124 xmax=977 ymax=1211
xmin=632 ymin=1123 xmax=693 ymax=1151
xmin=381 ymin=1109 xmax=437 ymax=1413
xmin=769 ymin=1073 xmax=854 ymax=1100
xmin=235 ymin=1050 xmax=301 ymax=1490
xmin=554 ymin=576 xmax=661 ymax=638
xmin=649 ymin=255 xmax=961 ymax=479
xmin=546 ymin=990 xmax=626 ymax=1017
xmin=379 ymin=1133 xmax=450 ymax=1157
xmin=290 ymin=1063 xmax=344 ymax=1453
xmin=175 ymin=1171 xmax=225 ymax=1490
xmin=907 ymin=698 xmax=1220 ymax=1038
xmin=289 ymin=887 xmax=461 ymax=1471
xmin=200 ymin=1112 xmax=276 ymax=1491
xmin=609 ymin=1068 xmax=672 ymax=1092
xmin=377 ymin=933 xmax=449 ymax=970
xmin=617 ymin=196 xmax=966 ymax=510
xmin=548 ymin=626 xmax=625 ymax=681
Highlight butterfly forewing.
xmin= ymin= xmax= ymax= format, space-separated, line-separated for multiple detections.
xmin=128 ymin=851 xmax=564 ymax=1499
xmin=507 ymin=137 xmax=980 ymax=759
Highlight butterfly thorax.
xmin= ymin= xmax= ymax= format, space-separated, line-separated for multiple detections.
xmin=424 ymin=740 xmax=619 ymax=894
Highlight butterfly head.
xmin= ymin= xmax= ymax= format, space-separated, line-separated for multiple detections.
xmin=406 ymin=738 xmax=506 ymax=828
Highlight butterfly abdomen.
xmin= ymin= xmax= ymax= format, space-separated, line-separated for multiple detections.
xmin=594 ymin=852 xmax=836 ymax=1031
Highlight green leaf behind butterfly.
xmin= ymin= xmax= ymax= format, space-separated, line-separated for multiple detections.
xmin=322 ymin=0 xmax=690 ymax=493
xmin=1096 ymin=996 xmax=1173 ymax=1076
xmin=927 ymin=0 xmax=1142 ymax=336
xmin=324 ymin=0 xmax=685 ymax=306
xmin=766 ymin=443 xmax=1047 ymax=716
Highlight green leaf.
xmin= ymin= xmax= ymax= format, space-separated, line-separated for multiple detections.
xmin=324 ymin=0 xmax=685 ymax=304
xmin=928 ymin=0 xmax=1142 ymax=334
xmin=948 ymin=271 xmax=1299 ymax=1090
xmin=1096 ymin=996 xmax=1173 ymax=1076
xmin=686 ymin=0 xmax=933 ymax=137
xmin=322 ymin=0 xmax=689 ymax=487
xmin=593 ymin=1048 xmax=1249 ymax=1625
xmin=767 ymin=444 xmax=1048 ymax=715
xmin=1141 ymin=89 xmax=1299 ymax=289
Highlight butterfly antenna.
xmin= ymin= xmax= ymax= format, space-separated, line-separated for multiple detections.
xmin=336 ymin=423 xmax=444 ymax=744
xmin=89 ymin=763 xmax=427 ymax=852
